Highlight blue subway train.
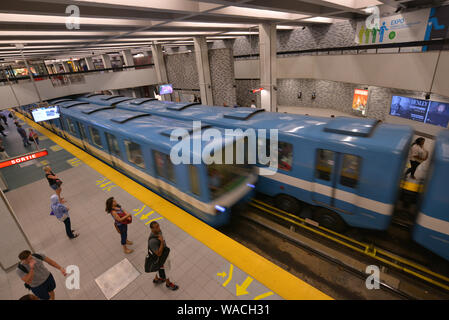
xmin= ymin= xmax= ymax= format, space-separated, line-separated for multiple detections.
xmin=19 ymin=100 xmax=257 ymax=228
xmin=73 ymin=94 xmax=449 ymax=261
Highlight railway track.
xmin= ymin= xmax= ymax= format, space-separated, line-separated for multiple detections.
xmin=241 ymin=198 xmax=449 ymax=299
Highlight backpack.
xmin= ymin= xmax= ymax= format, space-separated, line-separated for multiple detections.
xmin=18 ymin=254 xmax=44 ymax=290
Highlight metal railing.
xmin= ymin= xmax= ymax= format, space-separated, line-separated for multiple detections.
xmin=0 ymin=63 xmax=155 ymax=84
xmin=233 ymin=38 xmax=449 ymax=59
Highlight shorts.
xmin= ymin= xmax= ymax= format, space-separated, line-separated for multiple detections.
xmin=31 ymin=274 xmax=56 ymax=300
xmin=50 ymin=184 xmax=59 ymax=190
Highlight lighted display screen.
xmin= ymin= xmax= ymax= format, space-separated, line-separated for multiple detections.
xmin=159 ymin=84 xmax=173 ymax=95
xmin=31 ymin=106 xmax=60 ymax=122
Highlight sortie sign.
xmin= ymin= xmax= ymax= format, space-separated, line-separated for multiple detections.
xmin=0 ymin=150 xmax=48 ymax=169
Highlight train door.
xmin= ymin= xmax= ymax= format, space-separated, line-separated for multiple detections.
xmin=76 ymin=121 xmax=89 ymax=152
xmin=105 ymin=132 xmax=121 ymax=169
xmin=313 ymin=149 xmax=360 ymax=215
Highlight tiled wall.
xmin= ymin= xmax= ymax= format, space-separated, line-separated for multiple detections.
xmin=235 ymin=79 xmax=260 ymax=108
xmin=275 ymin=78 xmax=449 ymax=121
xmin=164 ymin=48 xmax=236 ymax=106
xmin=209 ymin=48 xmax=237 ymax=106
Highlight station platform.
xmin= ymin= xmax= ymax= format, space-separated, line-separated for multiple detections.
xmin=0 ymin=112 xmax=331 ymax=300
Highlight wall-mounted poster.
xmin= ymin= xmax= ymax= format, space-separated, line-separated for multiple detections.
xmin=352 ymin=89 xmax=368 ymax=115
xmin=389 ymin=95 xmax=449 ymax=128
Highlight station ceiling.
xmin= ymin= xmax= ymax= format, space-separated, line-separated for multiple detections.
xmin=0 ymin=0 xmax=445 ymax=62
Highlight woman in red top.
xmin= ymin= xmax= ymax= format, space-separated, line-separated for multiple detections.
xmin=105 ymin=197 xmax=133 ymax=254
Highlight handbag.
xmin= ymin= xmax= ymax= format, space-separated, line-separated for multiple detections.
xmin=117 ymin=211 xmax=132 ymax=224
xmin=55 ymin=179 xmax=63 ymax=187
xmin=144 ymin=245 xmax=170 ymax=273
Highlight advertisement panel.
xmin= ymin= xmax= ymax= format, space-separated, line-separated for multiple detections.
xmin=352 ymin=89 xmax=368 ymax=115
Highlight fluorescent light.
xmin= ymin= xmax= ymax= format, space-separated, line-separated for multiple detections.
xmin=211 ymin=6 xmax=309 ymax=20
xmin=164 ymin=21 xmax=256 ymax=28
xmin=0 ymin=13 xmax=156 ymax=27
xmin=0 ymin=31 xmax=121 ymax=36
xmin=276 ymin=25 xmax=299 ymax=30
xmin=135 ymin=31 xmax=221 ymax=36
xmin=301 ymin=17 xmax=347 ymax=23
xmin=221 ymin=31 xmax=258 ymax=35
xmin=320 ymin=0 xmax=382 ymax=9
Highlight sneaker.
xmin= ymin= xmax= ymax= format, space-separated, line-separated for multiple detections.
xmin=126 ymin=240 xmax=133 ymax=245
xmin=70 ymin=233 xmax=79 ymax=239
xmin=153 ymin=277 xmax=165 ymax=284
xmin=166 ymin=282 xmax=179 ymax=291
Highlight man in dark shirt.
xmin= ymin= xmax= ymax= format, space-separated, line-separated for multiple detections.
xmin=426 ymin=103 xmax=449 ymax=128
xmin=16 ymin=124 xmax=31 ymax=147
xmin=149 ymin=221 xmax=179 ymax=291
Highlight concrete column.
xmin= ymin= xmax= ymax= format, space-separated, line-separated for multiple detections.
xmin=151 ymin=44 xmax=170 ymax=101
xmin=101 ymin=53 xmax=112 ymax=72
xmin=85 ymin=56 xmax=95 ymax=70
xmin=259 ymin=23 xmax=277 ymax=112
xmin=193 ymin=36 xmax=213 ymax=106
xmin=121 ymin=49 xmax=135 ymax=70
xmin=62 ymin=61 xmax=71 ymax=73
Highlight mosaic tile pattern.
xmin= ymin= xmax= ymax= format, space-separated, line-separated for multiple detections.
xmin=209 ymin=48 xmax=237 ymax=106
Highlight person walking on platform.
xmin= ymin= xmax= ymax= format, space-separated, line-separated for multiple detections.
xmin=16 ymin=250 xmax=67 ymax=300
xmin=105 ymin=197 xmax=134 ymax=254
xmin=44 ymin=166 xmax=64 ymax=203
xmin=148 ymin=221 xmax=179 ymax=291
xmin=17 ymin=124 xmax=30 ymax=147
xmin=404 ymin=137 xmax=428 ymax=180
xmin=50 ymin=194 xmax=79 ymax=239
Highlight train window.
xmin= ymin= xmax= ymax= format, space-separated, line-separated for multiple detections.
xmin=105 ymin=132 xmax=121 ymax=158
xmin=89 ymin=126 xmax=103 ymax=148
xmin=340 ymin=154 xmax=360 ymax=188
xmin=259 ymin=139 xmax=293 ymax=171
xmin=66 ymin=118 xmax=76 ymax=135
xmin=189 ymin=165 xmax=200 ymax=196
xmin=315 ymin=149 xmax=334 ymax=181
xmin=124 ymin=140 xmax=145 ymax=168
xmin=153 ymin=150 xmax=175 ymax=183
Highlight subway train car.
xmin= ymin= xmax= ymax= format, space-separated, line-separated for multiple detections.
xmin=413 ymin=130 xmax=449 ymax=261
xmin=34 ymin=102 xmax=257 ymax=227
xmin=76 ymin=95 xmax=414 ymax=232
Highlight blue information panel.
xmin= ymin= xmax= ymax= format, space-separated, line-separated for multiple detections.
xmin=390 ymin=96 xmax=449 ymax=128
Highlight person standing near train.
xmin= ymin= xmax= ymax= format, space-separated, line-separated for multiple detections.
xmin=404 ymin=137 xmax=428 ymax=180
xmin=105 ymin=197 xmax=134 ymax=254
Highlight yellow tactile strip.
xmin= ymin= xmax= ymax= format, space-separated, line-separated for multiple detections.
xmin=17 ymin=113 xmax=332 ymax=300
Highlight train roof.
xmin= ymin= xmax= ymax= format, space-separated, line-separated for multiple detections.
xmin=115 ymin=99 xmax=414 ymax=154
xmin=58 ymin=102 xmax=233 ymax=156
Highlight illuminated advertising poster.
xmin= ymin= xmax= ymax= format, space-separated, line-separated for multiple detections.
xmin=390 ymin=96 xmax=429 ymax=122
xmin=352 ymin=89 xmax=368 ymax=115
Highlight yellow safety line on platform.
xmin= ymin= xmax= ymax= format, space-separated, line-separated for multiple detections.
xmin=17 ymin=113 xmax=332 ymax=300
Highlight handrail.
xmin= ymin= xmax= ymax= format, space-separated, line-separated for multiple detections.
xmin=0 ymin=63 xmax=155 ymax=83
xmin=233 ymin=38 xmax=449 ymax=59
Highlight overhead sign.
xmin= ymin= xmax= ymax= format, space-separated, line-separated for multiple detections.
xmin=0 ymin=150 xmax=48 ymax=169
xmin=352 ymin=89 xmax=368 ymax=115
xmin=355 ymin=8 xmax=430 ymax=48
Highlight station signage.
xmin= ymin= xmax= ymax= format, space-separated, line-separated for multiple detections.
xmin=0 ymin=150 xmax=48 ymax=169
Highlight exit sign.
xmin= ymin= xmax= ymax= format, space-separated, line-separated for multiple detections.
xmin=0 ymin=150 xmax=48 ymax=169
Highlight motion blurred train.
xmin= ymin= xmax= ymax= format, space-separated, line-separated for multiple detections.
xmin=17 ymin=100 xmax=257 ymax=228
xmin=18 ymin=95 xmax=449 ymax=261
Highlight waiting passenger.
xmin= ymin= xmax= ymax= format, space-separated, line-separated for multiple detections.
xmin=404 ymin=137 xmax=428 ymax=180
xmin=28 ymin=128 xmax=39 ymax=145
xmin=250 ymin=100 xmax=256 ymax=108
xmin=44 ymin=166 xmax=64 ymax=203
xmin=105 ymin=197 xmax=134 ymax=254
xmin=17 ymin=124 xmax=30 ymax=147
xmin=148 ymin=221 xmax=179 ymax=291
xmin=16 ymin=250 xmax=67 ymax=300
xmin=50 ymin=194 xmax=79 ymax=239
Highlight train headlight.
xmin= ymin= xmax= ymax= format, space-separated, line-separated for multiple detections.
xmin=215 ymin=205 xmax=226 ymax=213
